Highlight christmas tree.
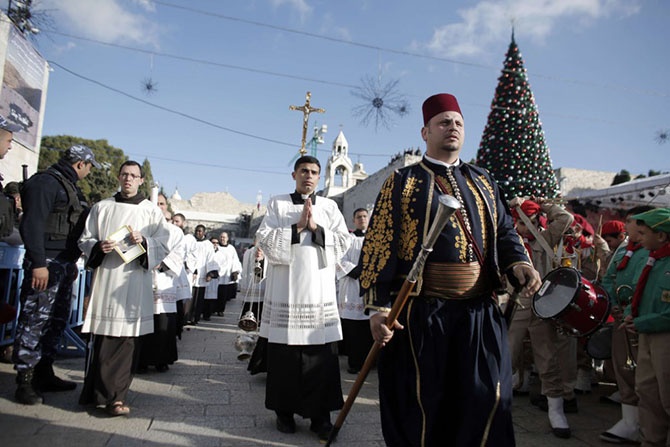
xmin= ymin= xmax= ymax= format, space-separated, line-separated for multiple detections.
xmin=476 ymin=32 xmax=560 ymax=200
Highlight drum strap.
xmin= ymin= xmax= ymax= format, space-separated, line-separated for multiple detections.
xmin=514 ymin=206 xmax=558 ymax=271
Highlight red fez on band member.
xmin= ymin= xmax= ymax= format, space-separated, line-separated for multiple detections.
xmin=511 ymin=200 xmax=546 ymax=228
xmin=422 ymin=93 xmax=463 ymax=125
xmin=572 ymin=213 xmax=594 ymax=236
xmin=601 ymin=220 xmax=625 ymax=236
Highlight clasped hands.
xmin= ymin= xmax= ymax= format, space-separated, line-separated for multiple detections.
xmin=296 ymin=197 xmax=317 ymax=233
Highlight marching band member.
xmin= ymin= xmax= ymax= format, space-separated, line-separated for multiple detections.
xmin=509 ymin=196 xmax=577 ymax=438
xmin=599 ymin=206 xmax=654 ymax=444
xmin=562 ymin=213 xmax=611 ymax=394
xmin=621 ymin=208 xmax=670 ymax=447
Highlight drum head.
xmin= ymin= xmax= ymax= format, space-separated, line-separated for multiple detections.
xmin=533 ymin=268 xmax=580 ymax=319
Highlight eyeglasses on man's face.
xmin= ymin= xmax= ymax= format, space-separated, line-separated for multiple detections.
xmin=119 ymin=172 xmax=141 ymax=180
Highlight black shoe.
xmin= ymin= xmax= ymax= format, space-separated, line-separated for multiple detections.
xmin=599 ymin=431 xmax=639 ymax=444
xmin=15 ymin=370 xmax=43 ymax=405
xmin=136 ymin=365 xmax=149 ymax=374
xmin=310 ymin=418 xmax=333 ymax=443
xmin=156 ymin=364 xmax=169 ymax=373
xmin=34 ymin=374 xmax=77 ymax=392
xmin=552 ymin=427 xmax=571 ymax=439
xmin=346 ymin=367 xmax=360 ymax=374
xmin=276 ymin=412 xmax=296 ymax=434
xmin=33 ymin=361 xmax=77 ymax=392
xmin=202 ymin=316 xmax=211 ymax=321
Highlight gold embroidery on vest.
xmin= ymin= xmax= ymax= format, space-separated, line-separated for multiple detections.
xmin=399 ymin=176 xmax=419 ymax=261
xmin=360 ymin=174 xmax=395 ymax=290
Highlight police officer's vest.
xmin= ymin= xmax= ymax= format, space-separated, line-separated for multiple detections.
xmin=41 ymin=169 xmax=84 ymax=241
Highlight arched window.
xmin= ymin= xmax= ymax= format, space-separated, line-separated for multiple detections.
xmin=335 ymin=165 xmax=348 ymax=187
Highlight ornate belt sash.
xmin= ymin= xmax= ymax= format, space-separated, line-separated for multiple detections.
xmin=422 ymin=261 xmax=491 ymax=299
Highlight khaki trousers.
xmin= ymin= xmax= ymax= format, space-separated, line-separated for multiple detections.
xmin=636 ymin=332 xmax=670 ymax=447
xmin=508 ymin=297 xmax=576 ymax=399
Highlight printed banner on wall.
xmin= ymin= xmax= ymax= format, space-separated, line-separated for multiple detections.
xmin=0 ymin=26 xmax=46 ymax=151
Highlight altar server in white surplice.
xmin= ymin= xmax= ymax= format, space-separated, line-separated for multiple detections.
xmin=257 ymin=155 xmax=350 ymax=442
xmin=78 ymin=161 xmax=171 ymax=417
xmin=336 ymin=207 xmax=373 ymax=375
xmin=138 ymin=193 xmax=188 ymax=373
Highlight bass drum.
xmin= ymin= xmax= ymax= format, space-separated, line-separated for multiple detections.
xmin=532 ymin=267 xmax=611 ymax=337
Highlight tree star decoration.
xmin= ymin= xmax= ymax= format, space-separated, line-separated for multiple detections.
xmin=141 ymin=77 xmax=158 ymax=95
xmin=351 ymin=75 xmax=410 ymax=131
xmin=655 ymin=128 xmax=669 ymax=145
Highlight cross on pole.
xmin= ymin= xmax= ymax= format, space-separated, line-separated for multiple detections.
xmin=289 ymin=91 xmax=325 ymax=156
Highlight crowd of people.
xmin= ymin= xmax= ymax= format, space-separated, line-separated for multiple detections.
xmin=1 ymin=90 xmax=669 ymax=447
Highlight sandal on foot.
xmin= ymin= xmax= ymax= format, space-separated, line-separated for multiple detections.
xmin=106 ymin=402 xmax=130 ymax=417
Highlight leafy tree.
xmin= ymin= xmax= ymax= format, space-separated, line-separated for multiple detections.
xmin=39 ymin=135 xmax=154 ymax=204
xmin=140 ymin=158 xmax=155 ymax=200
xmin=476 ymin=32 xmax=560 ymax=200
xmin=611 ymin=169 xmax=631 ymax=185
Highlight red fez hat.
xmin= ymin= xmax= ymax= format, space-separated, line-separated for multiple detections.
xmin=511 ymin=200 xmax=542 ymax=220
xmin=601 ymin=220 xmax=625 ymax=236
xmin=572 ymin=213 xmax=594 ymax=236
xmin=422 ymin=93 xmax=462 ymax=125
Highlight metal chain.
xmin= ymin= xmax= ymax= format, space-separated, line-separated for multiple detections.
xmin=445 ymin=167 xmax=475 ymax=261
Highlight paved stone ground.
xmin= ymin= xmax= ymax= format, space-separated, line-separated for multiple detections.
xmin=0 ymin=297 xmax=621 ymax=446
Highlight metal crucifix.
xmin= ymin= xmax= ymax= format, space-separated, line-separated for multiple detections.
xmin=289 ymin=91 xmax=325 ymax=156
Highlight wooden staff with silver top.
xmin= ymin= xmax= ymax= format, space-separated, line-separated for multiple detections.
xmin=326 ymin=194 xmax=461 ymax=445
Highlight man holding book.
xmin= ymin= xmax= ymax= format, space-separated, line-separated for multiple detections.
xmin=78 ymin=160 xmax=171 ymax=416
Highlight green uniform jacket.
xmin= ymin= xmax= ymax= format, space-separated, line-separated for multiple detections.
xmin=624 ymin=255 xmax=670 ymax=333
xmin=601 ymin=241 xmax=648 ymax=306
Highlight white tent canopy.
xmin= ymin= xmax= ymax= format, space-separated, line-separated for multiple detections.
xmin=565 ymin=173 xmax=670 ymax=209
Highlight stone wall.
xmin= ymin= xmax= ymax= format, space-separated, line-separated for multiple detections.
xmin=556 ymin=167 xmax=616 ymax=197
xmin=169 ymin=191 xmax=265 ymax=239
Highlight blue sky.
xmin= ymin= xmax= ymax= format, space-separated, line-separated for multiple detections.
xmin=8 ymin=0 xmax=669 ymax=205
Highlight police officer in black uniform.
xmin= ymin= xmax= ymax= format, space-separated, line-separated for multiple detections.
xmin=13 ymin=145 xmax=100 ymax=405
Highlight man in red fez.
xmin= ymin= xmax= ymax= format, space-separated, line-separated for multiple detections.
xmin=511 ymin=199 xmax=543 ymax=225
xmin=601 ymin=220 xmax=626 ymax=252
xmin=570 ymin=213 xmax=594 ymax=237
xmin=359 ymin=93 xmax=541 ymax=446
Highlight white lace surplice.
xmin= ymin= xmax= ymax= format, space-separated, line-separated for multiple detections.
xmin=257 ymin=194 xmax=350 ymax=345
